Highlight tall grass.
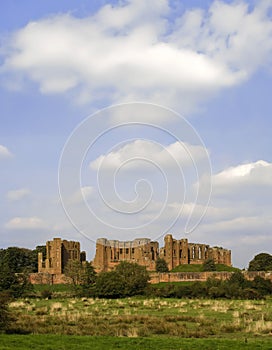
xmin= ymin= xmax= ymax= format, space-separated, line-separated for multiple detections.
xmin=7 ymin=297 xmax=272 ymax=338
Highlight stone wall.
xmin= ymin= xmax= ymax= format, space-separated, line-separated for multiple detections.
xmin=93 ymin=238 xmax=159 ymax=272
xmin=94 ymin=234 xmax=232 ymax=272
xmin=149 ymin=271 xmax=272 ymax=284
xmin=38 ymin=238 xmax=85 ymax=274
xmin=29 ymin=270 xmax=272 ymax=285
xmin=29 ymin=272 xmax=72 ymax=284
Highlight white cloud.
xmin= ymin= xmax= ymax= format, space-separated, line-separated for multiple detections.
xmin=5 ymin=216 xmax=47 ymax=230
xmin=6 ymin=188 xmax=30 ymax=201
xmin=0 ymin=145 xmax=12 ymax=159
xmin=212 ymin=160 xmax=272 ymax=195
xmin=69 ymin=186 xmax=95 ymax=205
xmin=1 ymin=1 xmax=271 ymax=112
xmin=90 ymin=140 xmax=208 ymax=171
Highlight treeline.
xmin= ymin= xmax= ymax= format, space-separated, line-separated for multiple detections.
xmin=60 ymin=261 xmax=272 ymax=300
xmin=146 ymin=273 xmax=272 ymax=300
xmin=0 ymin=246 xmax=45 ymax=298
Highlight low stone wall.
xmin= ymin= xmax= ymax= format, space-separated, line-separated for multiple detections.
xmin=29 ymin=270 xmax=272 ymax=285
xmin=149 ymin=271 xmax=272 ymax=284
xmin=29 ymin=273 xmax=71 ymax=285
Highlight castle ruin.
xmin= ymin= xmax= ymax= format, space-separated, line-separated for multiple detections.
xmin=93 ymin=234 xmax=231 ymax=272
xmin=38 ymin=237 xmax=86 ymax=274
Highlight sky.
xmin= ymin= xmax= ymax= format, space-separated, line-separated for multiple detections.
xmin=0 ymin=0 xmax=272 ymax=268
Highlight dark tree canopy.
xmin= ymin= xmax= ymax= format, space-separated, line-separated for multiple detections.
xmin=0 ymin=245 xmax=45 ymax=297
xmin=64 ymin=260 xmax=96 ymax=296
xmin=115 ymin=261 xmax=150 ymax=296
xmin=202 ymin=258 xmax=216 ymax=271
xmin=248 ymin=253 xmax=272 ymax=271
xmin=0 ymin=246 xmax=46 ymax=273
xmin=95 ymin=262 xmax=150 ymax=298
xmin=155 ymin=257 xmax=169 ymax=272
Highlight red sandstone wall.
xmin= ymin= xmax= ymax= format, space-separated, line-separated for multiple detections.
xmin=149 ymin=271 xmax=272 ymax=284
xmin=29 ymin=273 xmax=72 ymax=284
xmin=29 ymin=271 xmax=272 ymax=285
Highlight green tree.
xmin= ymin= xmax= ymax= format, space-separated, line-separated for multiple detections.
xmin=0 ymin=292 xmax=14 ymax=333
xmin=95 ymin=262 xmax=150 ymax=298
xmin=0 ymin=261 xmax=32 ymax=298
xmin=251 ymin=276 xmax=272 ymax=296
xmin=95 ymin=271 xmax=124 ymax=298
xmin=248 ymin=253 xmax=272 ymax=271
xmin=155 ymin=257 xmax=169 ymax=272
xmin=115 ymin=261 xmax=150 ymax=296
xmin=64 ymin=260 xmax=96 ymax=296
xmin=202 ymin=258 xmax=216 ymax=271
xmin=0 ymin=246 xmax=45 ymax=273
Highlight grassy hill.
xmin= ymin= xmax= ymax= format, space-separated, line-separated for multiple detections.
xmin=171 ymin=264 xmax=240 ymax=273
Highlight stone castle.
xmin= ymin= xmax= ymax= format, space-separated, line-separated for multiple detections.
xmin=37 ymin=235 xmax=231 ymax=277
xmin=38 ymin=238 xmax=86 ymax=275
xmin=93 ymin=234 xmax=231 ymax=272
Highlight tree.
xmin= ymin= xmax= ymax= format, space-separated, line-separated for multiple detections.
xmin=228 ymin=271 xmax=247 ymax=287
xmin=155 ymin=257 xmax=169 ymax=272
xmin=202 ymin=258 xmax=216 ymax=271
xmin=0 ymin=260 xmax=32 ymax=298
xmin=251 ymin=276 xmax=272 ymax=296
xmin=95 ymin=271 xmax=125 ymax=298
xmin=248 ymin=253 xmax=272 ymax=271
xmin=115 ymin=261 xmax=150 ymax=296
xmin=0 ymin=246 xmax=46 ymax=273
xmin=64 ymin=260 xmax=96 ymax=296
xmin=0 ymin=292 xmax=14 ymax=332
xmin=95 ymin=262 xmax=150 ymax=298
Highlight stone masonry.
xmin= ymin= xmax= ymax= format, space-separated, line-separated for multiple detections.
xmin=93 ymin=238 xmax=159 ymax=272
xmin=38 ymin=237 xmax=86 ymax=274
xmin=93 ymin=234 xmax=231 ymax=272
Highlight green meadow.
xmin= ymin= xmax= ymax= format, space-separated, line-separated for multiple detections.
xmin=1 ymin=296 xmax=272 ymax=349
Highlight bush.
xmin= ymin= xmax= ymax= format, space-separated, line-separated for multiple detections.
xmin=251 ymin=276 xmax=272 ymax=296
xmin=155 ymin=258 xmax=169 ymax=273
xmin=115 ymin=261 xmax=150 ymax=296
xmin=41 ymin=289 xmax=52 ymax=299
xmin=95 ymin=271 xmax=125 ymax=298
xmin=202 ymin=259 xmax=216 ymax=272
xmin=248 ymin=253 xmax=272 ymax=271
xmin=0 ymin=292 xmax=14 ymax=333
xmin=95 ymin=262 xmax=150 ymax=298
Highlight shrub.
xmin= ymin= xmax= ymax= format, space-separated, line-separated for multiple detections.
xmin=202 ymin=259 xmax=216 ymax=272
xmin=251 ymin=276 xmax=272 ymax=296
xmin=155 ymin=258 xmax=169 ymax=273
xmin=95 ymin=271 xmax=125 ymax=298
xmin=248 ymin=253 xmax=272 ymax=271
xmin=41 ymin=289 xmax=52 ymax=299
xmin=0 ymin=292 xmax=14 ymax=332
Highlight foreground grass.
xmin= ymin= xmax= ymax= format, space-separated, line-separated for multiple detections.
xmin=0 ymin=334 xmax=272 ymax=350
xmin=7 ymin=297 xmax=272 ymax=338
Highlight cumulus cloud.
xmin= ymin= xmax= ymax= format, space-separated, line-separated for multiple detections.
xmin=1 ymin=0 xmax=271 ymax=112
xmin=211 ymin=160 xmax=272 ymax=197
xmin=90 ymin=139 xmax=208 ymax=171
xmin=6 ymin=188 xmax=30 ymax=201
xmin=5 ymin=216 xmax=47 ymax=230
xmin=69 ymin=186 xmax=95 ymax=205
xmin=0 ymin=145 xmax=12 ymax=158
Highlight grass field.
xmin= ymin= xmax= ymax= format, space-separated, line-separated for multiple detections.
xmin=0 ymin=334 xmax=272 ymax=350
xmin=6 ymin=297 xmax=272 ymax=339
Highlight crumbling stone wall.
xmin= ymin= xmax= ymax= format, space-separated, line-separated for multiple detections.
xmin=38 ymin=238 xmax=85 ymax=274
xmin=93 ymin=238 xmax=159 ymax=272
xmin=93 ymin=234 xmax=232 ymax=272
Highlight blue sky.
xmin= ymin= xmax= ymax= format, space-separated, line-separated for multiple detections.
xmin=0 ymin=0 xmax=272 ymax=268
